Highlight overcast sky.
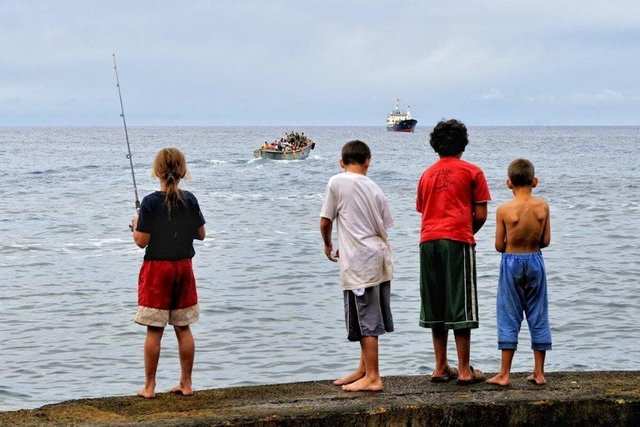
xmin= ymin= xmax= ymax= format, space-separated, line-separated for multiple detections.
xmin=2 ymin=0 xmax=640 ymax=126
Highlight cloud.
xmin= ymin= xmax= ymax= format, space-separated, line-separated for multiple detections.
xmin=481 ymin=89 xmax=505 ymax=101
xmin=1 ymin=1 xmax=640 ymax=125
xmin=525 ymin=90 xmax=638 ymax=106
xmin=572 ymin=89 xmax=625 ymax=105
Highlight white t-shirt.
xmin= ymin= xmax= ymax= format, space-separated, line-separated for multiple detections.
xmin=320 ymin=172 xmax=394 ymax=290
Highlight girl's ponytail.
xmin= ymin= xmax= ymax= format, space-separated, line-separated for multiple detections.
xmin=152 ymin=148 xmax=189 ymax=217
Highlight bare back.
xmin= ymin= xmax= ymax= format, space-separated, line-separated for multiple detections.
xmin=496 ymin=196 xmax=550 ymax=253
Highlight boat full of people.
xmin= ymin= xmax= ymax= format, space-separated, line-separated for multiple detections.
xmin=254 ymin=132 xmax=316 ymax=160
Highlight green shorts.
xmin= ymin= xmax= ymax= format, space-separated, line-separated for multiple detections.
xmin=419 ymin=239 xmax=479 ymax=330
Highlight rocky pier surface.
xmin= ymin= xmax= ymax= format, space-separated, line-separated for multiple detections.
xmin=1 ymin=371 xmax=638 ymax=426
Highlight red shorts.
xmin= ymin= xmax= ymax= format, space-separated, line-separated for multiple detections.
xmin=134 ymin=259 xmax=199 ymax=327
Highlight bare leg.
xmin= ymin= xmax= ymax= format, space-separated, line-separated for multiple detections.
xmin=431 ymin=326 xmax=449 ymax=377
xmin=138 ymin=326 xmax=164 ymax=398
xmin=171 ymin=325 xmax=195 ymax=395
xmin=454 ymin=329 xmax=472 ymax=381
xmin=334 ymin=348 xmax=365 ymax=385
xmin=527 ymin=351 xmax=546 ymax=385
xmin=342 ymin=337 xmax=383 ymax=392
xmin=487 ymin=350 xmax=515 ymax=386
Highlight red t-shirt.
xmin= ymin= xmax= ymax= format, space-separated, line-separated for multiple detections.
xmin=416 ymin=157 xmax=491 ymax=245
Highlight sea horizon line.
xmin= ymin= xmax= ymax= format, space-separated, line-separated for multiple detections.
xmin=1 ymin=124 xmax=639 ymax=128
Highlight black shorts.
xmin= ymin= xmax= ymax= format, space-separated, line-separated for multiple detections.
xmin=419 ymin=240 xmax=479 ymax=330
xmin=344 ymin=282 xmax=394 ymax=342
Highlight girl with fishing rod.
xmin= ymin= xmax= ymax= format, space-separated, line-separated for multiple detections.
xmin=114 ymin=54 xmax=206 ymax=398
xmin=131 ymin=149 xmax=206 ymax=398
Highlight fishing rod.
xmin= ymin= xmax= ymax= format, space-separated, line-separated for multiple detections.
xmin=112 ymin=52 xmax=141 ymax=212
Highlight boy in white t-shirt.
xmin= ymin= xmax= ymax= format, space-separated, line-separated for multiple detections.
xmin=320 ymin=140 xmax=394 ymax=392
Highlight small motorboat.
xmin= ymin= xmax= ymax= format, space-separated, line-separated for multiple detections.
xmin=254 ymin=132 xmax=316 ymax=160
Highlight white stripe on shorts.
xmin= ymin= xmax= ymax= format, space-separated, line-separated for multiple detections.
xmin=353 ymin=293 xmax=363 ymax=336
xmin=470 ymin=247 xmax=477 ymax=321
xmin=463 ymin=246 xmax=468 ymax=321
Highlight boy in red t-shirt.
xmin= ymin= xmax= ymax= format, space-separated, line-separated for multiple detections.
xmin=416 ymin=119 xmax=491 ymax=385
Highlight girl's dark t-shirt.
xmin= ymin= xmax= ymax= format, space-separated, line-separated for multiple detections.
xmin=136 ymin=191 xmax=206 ymax=260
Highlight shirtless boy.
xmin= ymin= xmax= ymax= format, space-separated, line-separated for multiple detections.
xmin=487 ymin=159 xmax=552 ymax=386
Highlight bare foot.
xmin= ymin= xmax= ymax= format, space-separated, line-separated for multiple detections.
xmin=137 ymin=382 xmax=156 ymax=399
xmin=486 ymin=373 xmax=510 ymax=386
xmin=527 ymin=373 xmax=546 ymax=385
xmin=333 ymin=369 xmax=365 ymax=386
xmin=341 ymin=376 xmax=383 ymax=392
xmin=170 ymin=383 xmax=194 ymax=396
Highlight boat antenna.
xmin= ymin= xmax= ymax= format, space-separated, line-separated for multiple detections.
xmin=112 ymin=52 xmax=140 ymax=211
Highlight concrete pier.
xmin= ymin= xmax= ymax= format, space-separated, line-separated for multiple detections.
xmin=1 ymin=372 xmax=638 ymax=426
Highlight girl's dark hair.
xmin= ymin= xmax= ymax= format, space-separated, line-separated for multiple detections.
xmin=341 ymin=140 xmax=371 ymax=165
xmin=152 ymin=148 xmax=188 ymax=216
xmin=429 ymin=119 xmax=469 ymax=156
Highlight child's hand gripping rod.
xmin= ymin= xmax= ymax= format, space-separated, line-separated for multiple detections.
xmin=112 ymin=53 xmax=141 ymax=231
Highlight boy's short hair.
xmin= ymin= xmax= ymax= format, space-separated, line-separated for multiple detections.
xmin=508 ymin=158 xmax=535 ymax=187
xmin=342 ymin=140 xmax=371 ymax=165
xmin=429 ymin=119 xmax=468 ymax=156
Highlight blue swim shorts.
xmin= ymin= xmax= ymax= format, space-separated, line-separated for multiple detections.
xmin=497 ymin=252 xmax=552 ymax=351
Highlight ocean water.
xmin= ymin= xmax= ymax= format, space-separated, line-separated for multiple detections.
xmin=0 ymin=126 xmax=639 ymax=410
